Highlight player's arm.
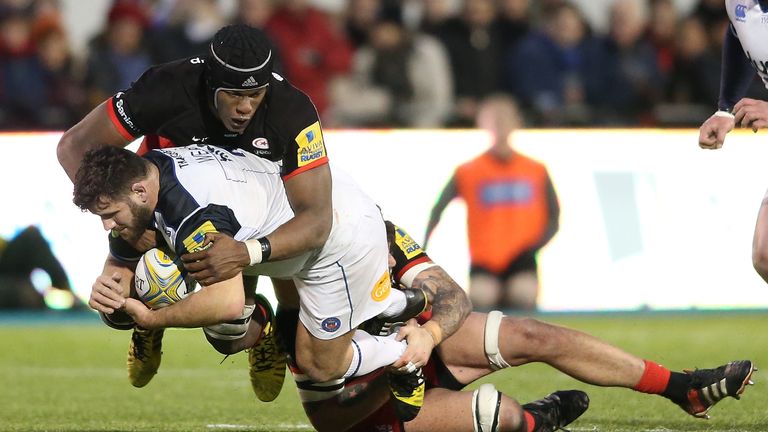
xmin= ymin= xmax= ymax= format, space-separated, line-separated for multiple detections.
xmin=266 ymin=163 xmax=332 ymax=260
xmin=57 ymin=100 xmax=132 ymax=181
xmin=699 ymin=23 xmax=754 ymax=148
xmin=408 ymin=265 xmax=472 ymax=349
xmin=424 ymin=174 xmax=458 ymax=249
xmin=123 ymin=273 xmax=245 ymax=330
xmin=89 ymin=253 xmax=136 ymax=314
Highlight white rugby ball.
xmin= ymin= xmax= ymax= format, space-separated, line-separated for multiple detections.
xmin=134 ymin=248 xmax=197 ymax=309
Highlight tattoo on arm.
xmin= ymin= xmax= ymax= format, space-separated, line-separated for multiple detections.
xmin=413 ymin=266 xmax=472 ymax=341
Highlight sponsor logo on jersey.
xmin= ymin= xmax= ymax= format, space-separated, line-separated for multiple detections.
xmin=182 ymin=221 xmax=218 ymax=253
xmin=190 ymin=57 xmax=205 ymax=64
xmin=321 ymin=317 xmax=341 ymax=332
xmin=295 ymin=121 xmax=326 ymax=167
xmin=745 ymin=50 xmax=768 ymax=83
xmin=113 ymin=93 xmax=137 ymax=131
xmin=272 ymin=72 xmax=284 ymax=81
xmin=242 ymin=76 xmax=258 ymax=87
xmin=395 ymin=227 xmax=423 ymax=259
xmin=736 ymin=3 xmax=747 ymax=21
xmin=191 ymin=136 xmax=208 ymax=143
xmin=252 ymin=137 xmax=269 ymax=149
xmin=371 ymin=271 xmax=391 ymax=302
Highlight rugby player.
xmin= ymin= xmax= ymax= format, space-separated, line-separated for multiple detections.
xmin=57 ymin=24 xmax=332 ymax=400
xmin=74 ymin=145 xmax=432 ymax=418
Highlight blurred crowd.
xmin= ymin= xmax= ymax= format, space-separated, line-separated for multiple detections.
xmin=1 ymin=0 xmax=767 ymax=131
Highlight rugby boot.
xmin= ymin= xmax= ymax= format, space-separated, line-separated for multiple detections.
xmin=247 ymin=294 xmax=287 ymax=402
xmin=360 ymin=288 xmax=430 ymax=336
xmin=676 ymin=360 xmax=756 ymax=419
xmin=523 ymin=390 xmax=590 ymax=432
xmin=127 ymin=327 xmax=164 ymax=387
xmin=387 ymin=365 xmax=426 ymax=422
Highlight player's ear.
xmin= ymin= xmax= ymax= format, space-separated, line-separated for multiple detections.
xmin=131 ymin=182 xmax=148 ymax=201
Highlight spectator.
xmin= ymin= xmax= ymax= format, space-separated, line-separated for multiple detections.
xmin=424 ymin=95 xmax=560 ymax=311
xmin=496 ymin=0 xmax=531 ymax=52
xmin=31 ymin=16 xmax=85 ymax=129
xmin=146 ymin=0 xmax=228 ymax=63
xmin=582 ymin=0 xmax=662 ymax=125
xmin=418 ymin=0 xmax=455 ymax=36
xmin=646 ymin=0 xmax=678 ymax=78
xmin=504 ymin=2 xmax=590 ymax=126
xmin=236 ymin=0 xmax=275 ymax=28
xmin=666 ymin=16 xmax=719 ymax=107
xmin=344 ymin=0 xmax=381 ymax=48
xmin=330 ymin=9 xmax=453 ymax=127
xmin=83 ymin=1 xmax=153 ymax=109
xmin=0 ymin=7 xmax=45 ymax=129
xmin=433 ymin=0 xmax=505 ymax=126
xmin=265 ymin=0 xmax=353 ymax=119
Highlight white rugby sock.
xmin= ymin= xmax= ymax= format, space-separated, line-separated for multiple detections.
xmin=379 ymin=289 xmax=407 ymax=318
xmin=343 ymin=330 xmax=407 ymax=378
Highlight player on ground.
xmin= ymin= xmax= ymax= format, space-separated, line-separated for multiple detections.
xmin=696 ymin=2 xmax=768 ymax=286
xmin=57 ymin=24 xmax=332 ymax=399
xmin=74 ymin=145 xmax=430 ymax=417
xmin=279 ymin=221 xmax=756 ymax=431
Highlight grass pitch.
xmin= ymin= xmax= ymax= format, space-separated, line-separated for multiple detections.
xmin=1 ymin=311 xmax=766 ymax=432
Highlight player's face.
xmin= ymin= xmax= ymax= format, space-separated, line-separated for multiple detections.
xmin=216 ymin=87 xmax=268 ymax=134
xmin=92 ymin=195 xmax=154 ymax=244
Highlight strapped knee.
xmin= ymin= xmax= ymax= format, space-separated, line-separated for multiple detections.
xmin=484 ymin=310 xmax=510 ymax=370
xmin=203 ymin=303 xmax=256 ymax=340
xmin=472 ymin=383 xmax=502 ymax=432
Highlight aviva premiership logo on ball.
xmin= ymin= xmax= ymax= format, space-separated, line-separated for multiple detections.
xmin=134 ymin=248 xmax=196 ymax=309
xmin=295 ymin=121 xmax=326 ymax=167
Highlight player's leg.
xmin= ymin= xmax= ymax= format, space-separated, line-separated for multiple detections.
xmin=202 ymin=275 xmax=286 ymax=402
xmin=439 ymin=312 xmax=756 ymax=418
xmin=752 ymin=188 xmax=768 ymax=283
xmin=405 ymin=386 xmax=589 ymax=432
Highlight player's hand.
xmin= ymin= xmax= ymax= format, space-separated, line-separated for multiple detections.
xmin=698 ymin=112 xmax=735 ymax=149
xmin=88 ymin=272 xmax=126 ymax=314
xmin=122 ymin=297 xmax=155 ymax=328
xmin=734 ymin=98 xmax=768 ymax=132
xmin=392 ymin=319 xmax=434 ymax=370
xmin=180 ymin=232 xmax=249 ymax=286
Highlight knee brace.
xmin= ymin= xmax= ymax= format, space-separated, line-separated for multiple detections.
xmin=472 ymin=383 xmax=502 ymax=432
xmin=203 ymin=304 xmax=256 ymax=341
xmin=484 ymin=310 xmax=511 ymax=370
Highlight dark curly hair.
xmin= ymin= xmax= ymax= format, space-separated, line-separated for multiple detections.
xmin=73 ymin=147 xmax=149 ymax=211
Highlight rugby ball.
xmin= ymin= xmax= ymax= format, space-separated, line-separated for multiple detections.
xmin=134 ymin=248 xmax=197 ymax=309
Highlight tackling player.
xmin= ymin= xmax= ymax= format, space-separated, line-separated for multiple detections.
xmin=278 ymin=221 xmax=756 ymax=431
xmin=57 ymin=24 xmax=331 ymax=400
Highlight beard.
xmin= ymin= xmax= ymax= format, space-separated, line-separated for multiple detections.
xmin=121 ymin=200 xmax=154 ymax=245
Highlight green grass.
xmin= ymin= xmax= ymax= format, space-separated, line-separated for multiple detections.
xmin=1 ymin=312 xmax=766 ymax=431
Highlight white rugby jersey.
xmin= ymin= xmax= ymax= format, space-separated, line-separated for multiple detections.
xmin=727 ymin=0 xmax=768 ymax=88
xmin=144 ymin=144 xmax=294 ymax=255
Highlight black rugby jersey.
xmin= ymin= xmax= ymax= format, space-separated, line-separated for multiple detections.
xmin=106 ymin=56 xmax=328 ymax=179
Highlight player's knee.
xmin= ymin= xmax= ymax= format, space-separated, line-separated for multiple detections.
xmin=295 ymin=352 xmax=345 ymax=383
xmin=498 ymin=397 xmax=526 ymax=432
xmin=506 ymin=317 xmax=558 ymax=359
xmin=473 ymin=384 xmax=525 ymax=432
xmin=203 ymin=304 xmax=256 ymax=354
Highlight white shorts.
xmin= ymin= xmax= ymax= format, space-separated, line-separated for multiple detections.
xmin=294 ymin=167 xmax=393 ymax=340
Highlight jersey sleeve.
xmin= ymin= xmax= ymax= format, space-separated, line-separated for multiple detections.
xmin=108 ymin=231 xmax=143 ymax=263
xmin=272 ymin=80 xmax=329 ymax=179
xmin=389 ymin=223 xmax=436 ymax=288
xmin=173 ymin=204 xmax=242 ymax=256
xmin=106 ymin=64 xmax=179 ymax=140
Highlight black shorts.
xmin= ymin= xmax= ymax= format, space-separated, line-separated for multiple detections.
xmin=470 ymin=249 xmax=538 ymax=281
